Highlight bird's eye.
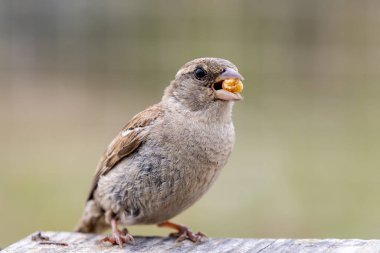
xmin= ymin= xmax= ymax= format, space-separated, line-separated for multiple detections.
xmin=194 ymin=67 xmax=207 ymax=80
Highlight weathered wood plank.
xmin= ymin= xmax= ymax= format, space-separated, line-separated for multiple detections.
xmin=2 ymin=231 xmax=380 ymax=253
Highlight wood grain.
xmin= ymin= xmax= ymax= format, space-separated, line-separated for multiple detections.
xmin=3 ymin=231 xmax=380 ymax=253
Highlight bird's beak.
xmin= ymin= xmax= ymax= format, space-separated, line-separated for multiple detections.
xmin=213 ymin=68 xmax=244 ymax=101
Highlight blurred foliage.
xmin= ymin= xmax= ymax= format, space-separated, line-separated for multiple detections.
xmin=1 ymin=0 xmax=380 ymax=247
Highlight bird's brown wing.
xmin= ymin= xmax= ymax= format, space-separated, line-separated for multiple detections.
xmin=87 ymin=104 xmax=164 ymax=200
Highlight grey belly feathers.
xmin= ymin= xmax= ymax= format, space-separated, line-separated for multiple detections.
xmin=95 ymin=111 xmax=235 ymax=226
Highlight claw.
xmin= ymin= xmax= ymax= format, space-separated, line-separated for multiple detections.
xmin=158 ymin=221 xmax=207 ymax=243
xmin=175 ymin=229 xmax=207 ymax=243
xmin=100 ymin=219 xmax=135 ymax=247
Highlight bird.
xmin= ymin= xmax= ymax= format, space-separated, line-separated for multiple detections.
xmin=75 ymin=57 xmax=244 ymax=246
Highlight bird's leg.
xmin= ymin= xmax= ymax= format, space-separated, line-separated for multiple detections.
xmin=158 ymin=220 xmax=207 ymax=243
xmin=100 ymin=219 xmax=135 ymax=247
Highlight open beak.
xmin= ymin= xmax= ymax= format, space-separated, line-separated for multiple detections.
xmin=213 ymin=68 xmax=244 ymax=101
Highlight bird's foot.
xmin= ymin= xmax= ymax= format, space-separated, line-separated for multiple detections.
xmin=100 ymin=228 xmax=135 ymax=247
xmin=100 ymin=219 xmax=135 ymax=247
xmin=170 ymin=228 xmax=207 ymax=243
xmin=158 ymin=220 xmax=207 ymax=243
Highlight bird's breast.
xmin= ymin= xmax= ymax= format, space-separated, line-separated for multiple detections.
xmin=112 ymin=115 xmax=236 ymax=225
xmin=159 ymin=116 xmax=235 ymax=168
xmin=134 ymin=118 xmax=235 ymax=222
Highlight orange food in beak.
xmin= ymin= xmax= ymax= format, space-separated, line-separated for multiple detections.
xmin=222 ymin=78 xmax=244 ymax=94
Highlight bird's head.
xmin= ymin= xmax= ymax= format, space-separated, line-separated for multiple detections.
xmin=163 ymin=58 xmax=244 ymax=112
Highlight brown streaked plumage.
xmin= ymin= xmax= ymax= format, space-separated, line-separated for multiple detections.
xmin=75 ymin=57 xmax=244 ymax=246
xmin=88 ymin=104 xmax=164 ymax=200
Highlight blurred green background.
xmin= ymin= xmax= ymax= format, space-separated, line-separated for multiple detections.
xmin=1 ymin=0 xmax=380 ymax=247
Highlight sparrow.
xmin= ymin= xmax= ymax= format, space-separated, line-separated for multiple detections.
xmin=75 ymin=58 xmax=244 ymax=246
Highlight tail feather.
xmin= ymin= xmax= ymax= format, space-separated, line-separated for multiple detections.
xmin=75 ymin=200 xmax=107 ymax=233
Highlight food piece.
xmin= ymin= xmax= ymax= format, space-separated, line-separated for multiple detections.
xmin=222 ymin=78 xmax=244 ymax=93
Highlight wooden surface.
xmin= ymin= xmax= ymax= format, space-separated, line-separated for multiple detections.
xmin=3 ymin=231 xmax=380 ymax=253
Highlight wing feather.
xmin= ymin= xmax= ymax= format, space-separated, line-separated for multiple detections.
xmin=87 ymin=104 xmax=164 ymax=200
